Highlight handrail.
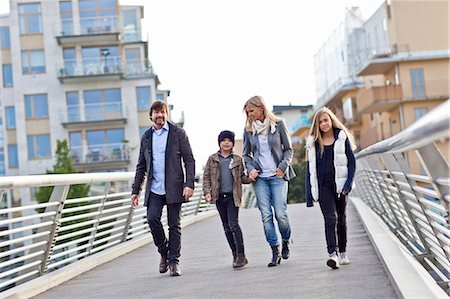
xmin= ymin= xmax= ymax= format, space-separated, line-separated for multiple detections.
xmin=356 ymin=100 xmax=450 ymax=158
xmin=0 ymin=172 xmax=216 ymax=292
xmin=353 ymin=99 xmax=450 ymax=293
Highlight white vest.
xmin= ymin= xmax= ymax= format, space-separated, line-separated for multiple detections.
xmin=306 ymin=130 xmax=348 ymax=201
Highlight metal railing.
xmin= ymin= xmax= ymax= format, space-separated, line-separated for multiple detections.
xmin=0 ymin=173 xmax=215 ymax=292
xmin=353 ymin=99 xmax=450 ymax=293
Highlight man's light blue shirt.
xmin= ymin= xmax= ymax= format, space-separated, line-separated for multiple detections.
xmin=151 ymin=122 xmax=169 ymax=195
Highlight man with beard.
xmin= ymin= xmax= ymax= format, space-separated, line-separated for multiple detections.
xmin=131 ymin=100 xmax=195 ymax=276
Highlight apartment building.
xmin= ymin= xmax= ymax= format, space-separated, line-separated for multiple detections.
xmin=297 ymin=0 xmax=449 ymax=174
xmin=0 ymin=1 xmax=169 ymax=188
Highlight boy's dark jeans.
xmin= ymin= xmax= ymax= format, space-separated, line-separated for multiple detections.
xmin=318 ymin=185 xmax=347 ymax=254
xmin=216 ymin=193 xmax=244 ymax=253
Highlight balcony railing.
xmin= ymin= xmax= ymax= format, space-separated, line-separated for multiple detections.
xmin=70 ymin=143 xmax=129 ymax=165
xmin=356 ymin=84 xmax=403 ymax=114
xmin=58 ymin=58 xmax=154 ymax=82
xmin=61 ymin=102 xmax=127 ymax=125
xmin=56 ymin=16 xmax=119 ymax=37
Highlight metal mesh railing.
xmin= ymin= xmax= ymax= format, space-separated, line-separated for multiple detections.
xmin=0 ymin=173 xmax=214 ymax=292
xmin=353 ymin=99 xmax=450 ymax=293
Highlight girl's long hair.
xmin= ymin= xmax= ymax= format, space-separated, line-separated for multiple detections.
xmin=308 ymin=107 xmax=356 ymax=156
xmin=243 ymin=96 xmax=280 ymax=132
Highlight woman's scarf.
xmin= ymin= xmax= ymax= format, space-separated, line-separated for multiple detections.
xmin=252 ymin=117 xmax=276 ymax=138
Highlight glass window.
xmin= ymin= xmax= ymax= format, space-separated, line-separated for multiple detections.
xmin=0 ymin=27 xmax=11 ymax=49
xmin=2 ymin=64 xmax=13 ymax=87
xmin=79 ymin=0 xmax=116 ymax=34
xmin=63 ymin=48 xmax=76 ymax=76
xmin=69 ymin=131 xmax=82 ymax=162
xmin=410 ymin=68 xmax=425 ymax=98
xmin=82 ymin=46 xmax=118 ymax=73
xmin=5 ymin=106 xmax=15 ymax=129
xmin=67 ymin=92 xmax=80 ymax=122
xmin=22 ymin=50 xmax=45 ymax=74
xmin=28 ymin=134 xmax=51 ymax=159
xmin=59 ymin=1 xmax=74 ymax=35
xmin=414 ymin=107 xmax=428 ymax=121
xmin=139 ymin=127 xmax=147 ymax=137
xmin=156 ymin=93 xmax=164 ymax=100
xmin=84 ymin=88 xmax=121 ymax=120
xmin=123 ymin=9 xmax=138 ymax=42
xmin=125 ymin=48 xmax=141 ymax=74
xmin=25 ymin=94 xmax=48 ymax=119
xmin=19 ymin=3 xmax=42 ymax=34
xmin=136 ymin=86 xmax=151 ymax=110
xmin=8 ymin=144 xmax=18 ymax=168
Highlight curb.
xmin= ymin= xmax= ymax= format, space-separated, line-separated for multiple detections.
xmin=350 ymin=197 xmax=448 ymax=299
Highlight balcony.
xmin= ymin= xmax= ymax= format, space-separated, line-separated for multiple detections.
xmin=58 ymin=58 xmax=155 ymax=83
xmin=356 ymin=85 xmax=403 ymax=114
xmin=70 ymin=143 xmax=130 ymax=171
xmin=61 ymin=102 xmax=127 ymax=129
xmin=55 ymin=16 xmax=120 ymax=46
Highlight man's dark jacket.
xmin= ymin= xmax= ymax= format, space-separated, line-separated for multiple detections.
xmin=131 ymin=121 xmax=196 ymax=206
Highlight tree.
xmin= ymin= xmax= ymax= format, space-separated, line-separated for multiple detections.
xmin=287 ymin=144 xmax=307 ymax=204
xmin=35 ymin=139 xmax=89 ymax=211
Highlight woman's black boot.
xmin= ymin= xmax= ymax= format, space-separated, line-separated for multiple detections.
xmin=268 ymin=245 xmax=281 ymax=267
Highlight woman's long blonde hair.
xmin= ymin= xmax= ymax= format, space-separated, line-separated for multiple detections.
xmin=243 ymin=96 xmax=280 ymax=132
xmin=309 ymin=107 xmax=356 ymax=156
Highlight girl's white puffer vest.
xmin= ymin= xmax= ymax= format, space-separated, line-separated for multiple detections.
xmin=306 ymin=130 xmax=348 ymax=201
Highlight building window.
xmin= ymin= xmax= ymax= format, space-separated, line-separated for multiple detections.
xmin=139 ymin=127 xmax=147 ymax=137
xmin=19 ymin=3 xmax=42 ymax=34
xmin=27 ymin=134 xmax=51 ymax=159
xmin=79 ymin=0 xmax=117 ymax=34
xmin=59 ymin=1 xmax=74 ymax=35
xmin=136 ymin=86 xmax=151 ymax=110
xmin=410 ymin=68 xmax=425 ymax=98
xmin=156 ymin=93 xmax=164 ymax=100
xmin=25 ymin=94 xmax=48 ymax=119
xmin=0 ymin=27 xmax=11 ymax=49
xmin=83 ymin=88 xmax=121 ymax=120
xmin=86 ymin=128 xmax=125 ymax=161
xmin=123 ymin=9 xmax=138 ymax=42
xmin=69 ymin=131 xmax=82 ymax=162
xmin=67 ymin=92 xmax=80 ymax=122
xmin=2 ymin=64 xmax=13 ymax=87
xmin=63 ymin=48 xmax=76 ymax=76
xmin=8 ymin=144 xmax=18 ymax=168
xmin=22 ymin=50 xmax=46 ymax=74
xmin=5 ymin=106 xmax=16 ymax=129
xmin=414 ymin=107 xmax=428 ymax=121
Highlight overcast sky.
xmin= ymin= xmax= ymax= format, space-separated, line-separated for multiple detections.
xmin=0 ymin=0 xmax=383 ymax=170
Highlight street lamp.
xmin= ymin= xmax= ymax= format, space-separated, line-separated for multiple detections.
xmin=101 ymin=48 xmax=110 ymax=73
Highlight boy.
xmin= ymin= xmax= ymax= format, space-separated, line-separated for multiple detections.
xmin=203 ymin=130 xmax=254 ymax=268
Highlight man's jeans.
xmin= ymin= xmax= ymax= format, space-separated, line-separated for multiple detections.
xmin=146 ymin=192 xmax=182 ymax=265
xmin=253 ymin=175 xmax=291 ymax=246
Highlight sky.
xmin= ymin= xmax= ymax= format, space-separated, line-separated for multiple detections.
xmin=0 ymin=0 xmax=384 ymax=170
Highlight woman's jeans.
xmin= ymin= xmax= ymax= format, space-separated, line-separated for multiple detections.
xmin=216 ymin=193 xmax=244 ymax=253
xmin=318 ymin=184 xmax=347 ymax=254
xmin=253 ymin=175 xmax=291 ymax=246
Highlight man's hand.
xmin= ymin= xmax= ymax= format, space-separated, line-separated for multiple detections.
xmin=205 ymin=193 xmax=212 ymax=203
xmin=183 ymin=187 xmax=194 ymax=201
xmin=131 ymin=194 xmax=139 ymax=206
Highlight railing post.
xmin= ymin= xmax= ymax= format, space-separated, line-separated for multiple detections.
xmin=85 ymin=182 xmax=111 ymax=255
xmin=416 ymin=143 xmax=450 ymax=222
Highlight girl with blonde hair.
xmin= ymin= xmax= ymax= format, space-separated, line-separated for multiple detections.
xmin=243 ymin=95 xmax=296 ymax=267
xmin=305 ymin=106 xmax=356 ymax=270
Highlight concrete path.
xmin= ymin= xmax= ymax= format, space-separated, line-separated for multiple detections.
xmin=32 ymin=202 xmax=397 ymax=299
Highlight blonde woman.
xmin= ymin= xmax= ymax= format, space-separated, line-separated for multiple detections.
xmin=243 ymin=96 xmax=296 ymax=267
xmin=305 ymin=107 xmax=356 ymax=270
